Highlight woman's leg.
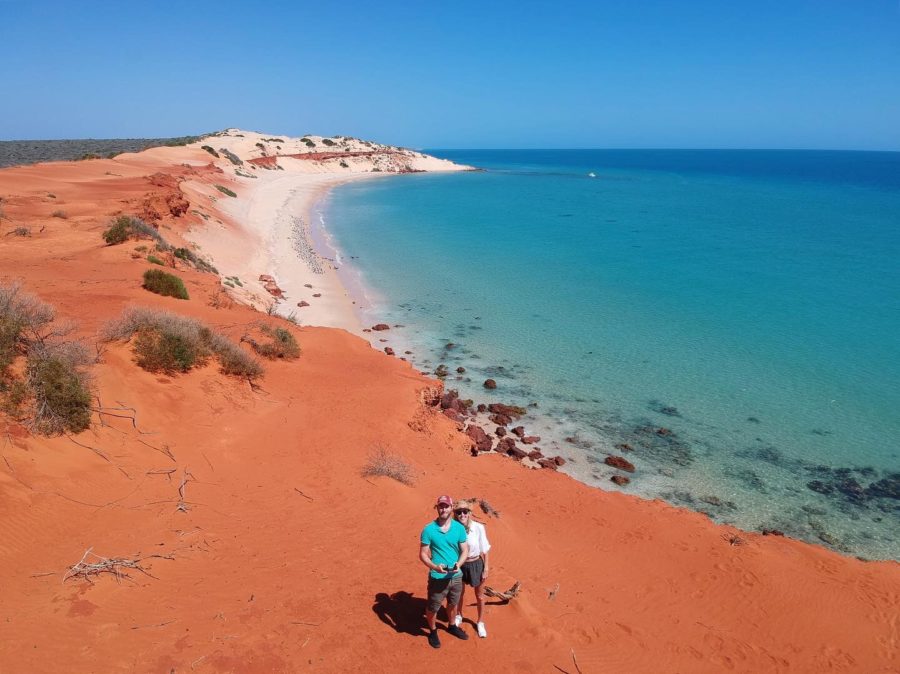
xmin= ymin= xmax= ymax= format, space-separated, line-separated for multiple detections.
xmin=474 ymin=583 xmax=485 ymax=623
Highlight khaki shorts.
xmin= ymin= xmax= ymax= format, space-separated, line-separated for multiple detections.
xmin=426 ymin=575 xmax=462 ymax=614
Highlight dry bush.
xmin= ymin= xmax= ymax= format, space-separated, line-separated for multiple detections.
xmin=102 ymin=306 xmax=263 ymax=380
xmin=51 ymin=210 xmax=68 ymax=219
xmin=0 ymin=283 xmax=92 ymax=434
xmin=103 ymin=215 xmax=169 ymax=249
xmin=361 ymin=447 xmax=415 ymax=485
xmin=0 ymin=282 xmax=57 ymax=369
xmin=26 ymin=342 xmax=93 ymax=434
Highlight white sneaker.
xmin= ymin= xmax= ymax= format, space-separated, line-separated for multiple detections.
xmin=453 ymin=614 xmax=462 ymax=628
xmin=477 ymin=622 xmax=487 ymax=638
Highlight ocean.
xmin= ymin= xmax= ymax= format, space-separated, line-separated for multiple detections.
xmin=319 ymin=150 xmax=900 ymax=560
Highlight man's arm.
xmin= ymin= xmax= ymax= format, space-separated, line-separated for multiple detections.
xmin=420 ymin=543 xmax=443 ymax=572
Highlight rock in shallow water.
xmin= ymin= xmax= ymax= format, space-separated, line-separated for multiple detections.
xmin=605 ymin=455 xmax=636 ymax=473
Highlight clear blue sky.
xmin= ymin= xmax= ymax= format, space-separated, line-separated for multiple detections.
xmin=1 ymin=0 xmax=898 ymax=149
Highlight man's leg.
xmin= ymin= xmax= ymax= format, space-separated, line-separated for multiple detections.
xmin=425 ymin=609 xmax=437 ymax=632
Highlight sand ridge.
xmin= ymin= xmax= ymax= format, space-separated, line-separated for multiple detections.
xmin=0 ymin=135 xmax=897 ymax=673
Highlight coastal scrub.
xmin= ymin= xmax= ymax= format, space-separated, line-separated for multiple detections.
xmin=102 ymin=306 xmax=263 ymax=380
xmin=142 ymin=269 xmax=189 ymax=300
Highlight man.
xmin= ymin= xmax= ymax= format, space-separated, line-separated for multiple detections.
xmin=419 ymin=494 xmax=470 ymax=648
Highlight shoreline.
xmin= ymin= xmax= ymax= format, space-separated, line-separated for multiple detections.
xmin=299 ymin=162 xmax=900 ymax=562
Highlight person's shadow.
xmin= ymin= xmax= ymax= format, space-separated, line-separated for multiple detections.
xmin=372 ymin=591 xmax=435 ymax=637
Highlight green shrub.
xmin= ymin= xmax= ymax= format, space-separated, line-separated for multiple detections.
xmin=133 ymin=328 xmax=209 ymax=373
xmin=322 ymin=138 xmax=336 ymax=147
xmin=142 ymin=269 xmax=189 ymax=299
xmin=103 ymin=218 xmax=129 ymax=244
xmin=147 ymin=255 xmax=164 ymax=265
xmin=201 ymin=145 xmax=220 ymax=158
xmin=252 ymin=324 xmax=300 ymax=360
xmin=214 ymin=185 xmax=237 ymax=198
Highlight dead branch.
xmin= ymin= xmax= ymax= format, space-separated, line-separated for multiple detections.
xmin=136 ymin=437 xmax=175 ymax=461
xmin=177 ymin=468 xmax=195 ymax=512
xmin=483 ymin=581 xmax=521 ymax=603
xmin=63 ymin=547 xmax=174 ymax=584
xmin=64 ymin=433 xmax=110 ymax=462
xmin=293 ymin=488 xmax=313 ymax=501
xmin=3 ymin=454 xmax=33 ymax=490
xmin=131 ymin=619 xmax=176 ymax=630
xmin=572 ymin=649 xmax=583 ymax=674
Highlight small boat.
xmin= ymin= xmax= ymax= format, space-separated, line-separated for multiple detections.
xmin=588 ymin=172 xmax=596 ymax=178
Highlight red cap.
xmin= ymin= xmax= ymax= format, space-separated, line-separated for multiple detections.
xmin=436 ymin=495 xmax=453 ymax=507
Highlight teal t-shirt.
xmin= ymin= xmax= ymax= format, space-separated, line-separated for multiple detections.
xmin=420 ymin=519 xmax=467 ymax=579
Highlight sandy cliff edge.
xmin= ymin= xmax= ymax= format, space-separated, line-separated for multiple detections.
xmin=0 ymin=132 xmax=897 ymax=673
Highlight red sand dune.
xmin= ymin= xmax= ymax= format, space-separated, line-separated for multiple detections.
xmin=0 ymin=151 xmax=897 ymax=673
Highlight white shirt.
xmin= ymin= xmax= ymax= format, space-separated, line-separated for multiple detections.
xmin=465 ymin=520 xmax=491 ymax=558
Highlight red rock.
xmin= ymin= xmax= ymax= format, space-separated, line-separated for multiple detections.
xmin=537 ymin=458 xmax=558 ymax=470
xmin=442 ymin=408 xmax=462 ymax=422
xmin=605 ymin=455 xmax=635 ymax=472
xmin=384 ymin=347 xmax=394 ymax=355
xmin=404 ymin=350 xmax=413 ymax=355
xmin=522 ymin=435 xmax=541 ymax=445
xmin=259 ymin=274 xmax=275 ymax=283
xmin=489 ymin=413 xmax=511 ymax=427
xmin=495 ymin=426 xmax=507 ymax=437
xmin=297 ymin=301 xmax=310 ymax=307
xmin=762 ymin=529 xmax=785 ymax=537
xmin=465 ymin=425 xmax=493 ymax=453
xmin=488 ymin=403 xmax=526 ymax=419
xmin=456 ymin=366 xmax=466 ymax=373
xmin=304 ymin=284 xmax=313 ymax=288
xmin=512 ymin=426 xmax=526 ymax=438
xmin=611 ymin=475 xmax=630 ymax=486
xmin=372 ymin=323 xmax=390 ymax=331
xmin=440 ymin=391 xmax=462 ymax=411
xmin=656 ymin=427 xmax=674 ymax=437
xmin=552 ymin=456 xmax=566 ymax=466
xmin=313 ymin=293 xmax=322 ymax=298
xmin=483 ymin=378 xmax=497 ymax=389
xmin=498 ymin=437 xmax=517 ymax=452
xmin=379 ymin=338 xmax=387 ymax=343
xmin=506 ymin=446 xmax=528 ymax=460
xmin=527 ymin=450 xmax=544 ymax=460
xmin=477 ymin=404 xmax=487 ymax=413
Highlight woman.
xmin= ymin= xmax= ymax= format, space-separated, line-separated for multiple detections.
xmin=453 ymin=499 xmax=491 ymax=638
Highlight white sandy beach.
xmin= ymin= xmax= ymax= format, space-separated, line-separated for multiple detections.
xmin=177 ymin=129 xmax=469 ymax=334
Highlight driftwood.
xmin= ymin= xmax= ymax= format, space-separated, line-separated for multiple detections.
xmin=63 ymin=547 xmax=173 ymax=584
xmin=483 ymin=581 xmax=521 ymax=603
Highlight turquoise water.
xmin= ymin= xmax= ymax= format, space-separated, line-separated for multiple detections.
xmin=321 ymin=150 xmax=900 ymax=559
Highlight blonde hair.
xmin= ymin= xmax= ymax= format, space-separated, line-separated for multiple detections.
xmin=453 ymin=499 xmax=477 ymax=532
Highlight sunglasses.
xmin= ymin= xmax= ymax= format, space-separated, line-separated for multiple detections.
xmin=455 ymin=509 xmax=470 ymax=515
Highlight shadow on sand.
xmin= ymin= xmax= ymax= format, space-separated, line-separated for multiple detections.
xmin=372 ymin=591 xmax=445 ymax=637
